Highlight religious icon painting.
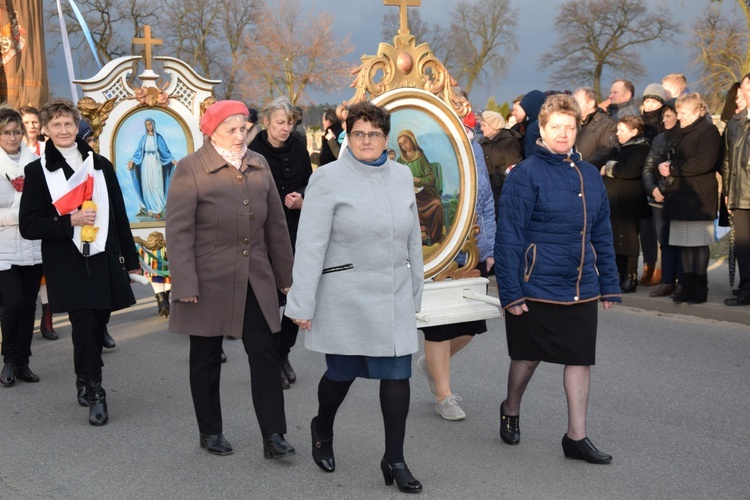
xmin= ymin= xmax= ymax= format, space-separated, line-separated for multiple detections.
xmin=111 ymin=108 xmax=193 ymax=226
xmin=373 ymin=88 xmax=477 ymax=280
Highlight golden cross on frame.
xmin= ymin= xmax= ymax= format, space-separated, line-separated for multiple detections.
xmin=132 ymin=25 xmax=163 ymax=70
xmin=384 ymin=0 xmax=421 ymax=36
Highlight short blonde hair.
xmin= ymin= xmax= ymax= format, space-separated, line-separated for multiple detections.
xmin=260 ymin=96 xmax=295 ymax=122
xmin=538 ymin=94 xmax=581 ymax=128
xmin=675 ymin=92 xmax=708 ymax=117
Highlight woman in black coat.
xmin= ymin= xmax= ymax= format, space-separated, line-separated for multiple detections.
xmin=658 ymin=93 xmax=722 ymax=304
xmin=601 ymin=115 xmax=650 ymax=292
xmin=249 ymin=96 xmax=313 ymax=388
xmin=19 ymin=99 xmax=138 ymax=426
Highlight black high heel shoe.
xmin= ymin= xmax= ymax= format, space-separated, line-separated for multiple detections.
xmin=561 ymin=434 xmax=612 ymax=464
xmin=499 ymin=400 xmax=520 ymax=445
xmin=380 ymin=458 xmax=422 ymax=493
xmin=311 ymin=417 xmax=335 ymax=472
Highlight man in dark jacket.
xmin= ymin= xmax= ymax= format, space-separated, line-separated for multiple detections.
xmin=722 ymin=73 xmax=750 ymax=306
xmin=478 ymin=110 xmax=523 ymax=209
xmin=574 ymin=87 xmax=618 ymax=167
xmin=607 ymin=79 xmax=639 ymax=120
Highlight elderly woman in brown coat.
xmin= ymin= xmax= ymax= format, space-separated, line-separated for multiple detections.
xmin=166 ymin=100 xmax=295 ymax=458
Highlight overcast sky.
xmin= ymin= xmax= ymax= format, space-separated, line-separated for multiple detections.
xmin=48 ymin=0 xmax=730 ymax=107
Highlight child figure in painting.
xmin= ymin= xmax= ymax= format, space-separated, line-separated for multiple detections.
xmin=134 ymin=231 xmax=171 ymax=317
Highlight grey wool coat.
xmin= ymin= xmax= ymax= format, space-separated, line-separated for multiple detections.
xmin=166 ymin=142 xmax=294 ymax=337
xmin=285 ymin=148 xmax=424 ymax=357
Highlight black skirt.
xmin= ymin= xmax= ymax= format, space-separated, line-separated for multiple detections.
xmin=504 ymin=300 xmax=598 ymax=366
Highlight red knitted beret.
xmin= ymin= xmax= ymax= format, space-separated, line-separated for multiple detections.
xmin=462 ymin=112 xmax=477 ymax=129
xmin=200 ymin=100 xmax=249 ymax=136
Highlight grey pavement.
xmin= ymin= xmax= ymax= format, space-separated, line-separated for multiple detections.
xmin=1 ymin=283 xmax=749 ymax=499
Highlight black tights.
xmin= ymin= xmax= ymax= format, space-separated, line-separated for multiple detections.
xmin=680 ymin=246 xmax=709 ymax=275
xmin=315 ymin=375 xmax=410 ymax=464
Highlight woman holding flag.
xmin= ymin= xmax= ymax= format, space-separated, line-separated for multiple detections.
xmin=19 ymin=99 xmax=139 ymax=426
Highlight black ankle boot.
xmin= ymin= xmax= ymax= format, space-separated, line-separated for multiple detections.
xmin=311 ymin=417 xmax=335 ymax=472
xmin=281 ymin=356 xmax=296 ymax=383
xmin=40 ymin=303 xmax=59 ymax=340
xmin=155 ymin=292 xmax=170 ymax=318
xmin=102 ymin=328 xmax=116 ymax=349
xmin=380 ymin=458 xmax=423 ymax=493
xmin=620 ymin=273 xmax=638 ymax=293
xmin=1 ymin=362 xmax=16 ymax=386
xmin=76 ymin=375 xmax=89 ymax=406
xmin=84 ymin=375 xmax=108 ymax=426
xmin=673 ymin=273 xmax=695 ymax=302
xmin=499 ymin=400 xmax=520 ymax=445
xmin=687 ymin=275 xmax=708 ymax=304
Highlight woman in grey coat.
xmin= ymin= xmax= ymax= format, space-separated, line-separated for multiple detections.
xmin=286 ymin=102 xmax=424 ymax=493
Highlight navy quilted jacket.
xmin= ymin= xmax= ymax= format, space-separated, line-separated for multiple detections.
xmin=494 ymin=143 xmax=622 ymax=309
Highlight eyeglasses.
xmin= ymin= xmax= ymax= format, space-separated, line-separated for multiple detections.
xmin=349 ymin=130 xmax=385 ymax=140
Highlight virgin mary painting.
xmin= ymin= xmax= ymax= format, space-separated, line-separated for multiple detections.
xmin=127 ymin=117 xmax=177 ymax=219
xmin=396 ymin=129 xmax=444 ymax=245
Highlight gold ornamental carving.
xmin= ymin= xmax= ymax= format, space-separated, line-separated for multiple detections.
xmin=434 ymin=219 xmax=482 ymax=281
xmin=345 ymin=0 xmax=470 ymax=120
xmin=77 ymin=97 xmax=116 ymax=153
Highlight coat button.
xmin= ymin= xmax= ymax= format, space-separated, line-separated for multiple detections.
xmin=249 ymin=212 xmax=254 ymax=219
xmin=570 ymin=162 xmax=575 ymax=167
xmin=243 ymin=250 xmax=249 ymax=256
xmin=236 ymin=175 xmax=243 ymax=181
xmin=580 ymin=231 xmax=583 ymax=235
xmin=243 ymin=200 xmax=249 ymax=205
xmin=578 ymin=193 xmax=583 ymax=198
xmin=574 ymin=296 xmax=579 ymax=301
xmin=243 ymin=238 xmax=249 ymax=244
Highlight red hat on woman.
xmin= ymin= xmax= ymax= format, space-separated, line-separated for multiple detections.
xmin=200 ymin=100 xmax=249 ymax=136
xmin=462 ymin=112 xmax=476 ymax=130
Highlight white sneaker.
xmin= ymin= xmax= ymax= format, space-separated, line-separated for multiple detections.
xmin=416 ymin=355 xmax=436 ymax=397
xmin=435 ymin=394 xmax=466 ymax=421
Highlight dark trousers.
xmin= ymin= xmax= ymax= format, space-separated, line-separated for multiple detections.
xmin=652 ymin=207 xmax=682 ymax=285
xmin=277 ymin=292 xmax=298 ymax=359
xmin=0 ymin=264 xmax=43 ymax=364
xmin=68 ymin=309 xmax=110 ymax=377
xmin=734 ymin=209 xmax=750 ymax=296
xmin=189 ymin=284 xmax=287 ymax=436
xmin=640 ymin=216 xmax=658 ymax=266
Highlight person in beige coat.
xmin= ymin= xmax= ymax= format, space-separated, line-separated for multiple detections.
xmin=166 ymin=100 xmax=295 ymax=458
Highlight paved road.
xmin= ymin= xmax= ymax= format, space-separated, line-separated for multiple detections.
xmin=2 ymin=288 xmax=749 ymax=499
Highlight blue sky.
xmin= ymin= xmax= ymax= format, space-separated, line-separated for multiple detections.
xmin=47 ymin=0 xmax=727 ymax=107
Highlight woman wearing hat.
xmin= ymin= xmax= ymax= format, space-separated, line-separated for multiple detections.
xmin=166 ymin=100 xmax=296 ymax=458
xmin=478 ymin=110 xmax=522 ymax=210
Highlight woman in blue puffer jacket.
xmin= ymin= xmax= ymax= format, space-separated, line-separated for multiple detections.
xmin=494 ymin=94 xmax=621 ymax=464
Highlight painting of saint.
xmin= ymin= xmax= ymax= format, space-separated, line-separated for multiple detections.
xmin=396 ymin=130 xmax=444 ymax=245
xmin=113 ymin=108 xmax=190 ymax=225
xmin=127 ymin=117 xmax=177 ymax=219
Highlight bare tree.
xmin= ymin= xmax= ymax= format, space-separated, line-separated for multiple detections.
xmin=163 ymin=0 xmax=222 ymax=79
xmin=213 ymin=0 xmax=259 ymax=99
xmin=711 ymin=0 xmax=750 ymax=77
xmin=690 ymin=4 xmax=749 ymax=111
xmin=242 ymin=0 xmax=354 ymax=105
xmin=444 ymin=0 xmax=518 ymax=95
xmin=539 ymin=0 xmax=679 ymax=100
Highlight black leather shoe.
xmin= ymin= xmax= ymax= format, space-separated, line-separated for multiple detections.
xmin=620 ymin=273 xmax=638 ymax=293
xmin=102 ymin=329 xmax=116 ymax=349
xmin=14 ymin=365 xmax=40 ymax=383
xmin=199 ymin=433 xmax=234 ymax=456
xmin=649 ymin=284 xmax=675 ymax=297
xmin=562 ymin=434 xmax=612 ymax=464
xmin=281 ymin=357 xmax=296 ymax=383
xmin=725 ymin=295 xmax=750 ymax=306
xmin=220 ymin=351 xmax=227 ymax=364
xmin=263 ymin=433 xmax=295 ymax=459
xmin=280 ymin=368 xmax=290 ymax=390
xmin=155 ymin=292 xmax=170 ymax=318
xmin=311 ymin=417 xmax=335 ymax=472
xmin=1 ymin=362 xmax=16 ymax=387
xmin=76 ymin=376 xmax=89 ymax=406
xmin=380 ymin=458 xmax=423 ymax=493
xmin=499 ymin=400 xmax=520 ymax=445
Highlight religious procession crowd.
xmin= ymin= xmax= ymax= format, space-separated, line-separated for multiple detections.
xmin=1 ymin=68 xmax=749 ymax=494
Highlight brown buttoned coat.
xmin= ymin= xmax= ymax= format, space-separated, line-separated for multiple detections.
xmin=166 ymin=142 xmax=293 ymax=337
